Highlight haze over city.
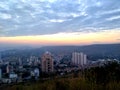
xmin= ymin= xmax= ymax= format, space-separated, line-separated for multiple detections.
xmin=0 ymin=0 xmax=120 ymax=47
xmin=1 ymin=1 xmax=120 ymax=89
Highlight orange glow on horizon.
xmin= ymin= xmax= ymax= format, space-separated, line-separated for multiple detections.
xmin=0 ymin=30 xmax=120 ymax=46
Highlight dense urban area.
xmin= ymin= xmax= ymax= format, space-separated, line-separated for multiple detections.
xmin=0 ymin=44 xmax=120 ymax=90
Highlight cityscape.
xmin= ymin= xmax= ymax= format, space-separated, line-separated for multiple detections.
xmin=0 ymin=0 xmax=120 ymax=90
xmin=0 ymin=49 xmax=119 ymax=83
xmin=0 ymin=44 xmax=120 ymax=89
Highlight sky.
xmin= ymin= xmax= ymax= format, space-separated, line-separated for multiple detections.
xmin=0 ymin=0 xmax=120 ymax=47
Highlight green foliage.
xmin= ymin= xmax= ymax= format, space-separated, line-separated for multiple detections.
xmin=84 ymin=61 xmax=120 ymax=84
xmin=3 ymin=78 xmax=120 ymax=90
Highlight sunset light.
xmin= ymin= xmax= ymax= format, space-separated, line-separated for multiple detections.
xmin=0 ymin=30 xmax=119 ymax=46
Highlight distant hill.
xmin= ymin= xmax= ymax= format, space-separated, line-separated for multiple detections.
xmin=1 ymin=43 xmax=120 ymax=60
xmin=40 ymin=43 xmax=120 ymax=60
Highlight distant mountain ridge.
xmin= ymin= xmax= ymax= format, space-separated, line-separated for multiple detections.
xmin=1 ymin=43 xmax=120 ymax=60
xmin=41 ymin=43 xmax=120 ymax=60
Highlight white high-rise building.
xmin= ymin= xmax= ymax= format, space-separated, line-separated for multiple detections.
xmin=72 ymin=52 xmax=87 ymax=66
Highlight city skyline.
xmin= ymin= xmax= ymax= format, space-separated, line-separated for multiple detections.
xmin=0 ymin=0 xmax=120 ymax=47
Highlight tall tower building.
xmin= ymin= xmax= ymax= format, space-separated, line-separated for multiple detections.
xmin=41 ymin=52 xmax=54 ymax=73
xmin=72 ymin=52 xmax=87 ymax=66
xmin=6 ymin=64 xmax=10 ymax=73
xmin=19 ymin=58 xmax=22 ymax=66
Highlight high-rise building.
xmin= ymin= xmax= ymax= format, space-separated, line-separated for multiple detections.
xmin=41 ymin=52 xmax=54 ymax=73
xmin=72 ymin=52 xmax=87 ymax=66
xmin=6 ymin=64 xmax=13 ymax=73
xmin=19 ymin=58 xmax=22 ymax=66
xmin=6 ymin=64 xmax=10 ymax=73
xmin=29 ymin=56 xmax=39 ymax=66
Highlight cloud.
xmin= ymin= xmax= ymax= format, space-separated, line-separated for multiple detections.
xmin=0 ymin=0 xmax=120 ymax=36
xmin=106 ymin=16 xmax=120 ymax=21
xmin=0 ymin=13 xmax=12 ymax=19
xmin=48 ymin=19 xmax=67 ymax=23
xmin=117 ymin=39 xmax=120 ymax=41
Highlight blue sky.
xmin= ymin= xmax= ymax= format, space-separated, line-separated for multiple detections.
xmin=0 ymin=0 xmax=120 ymax=36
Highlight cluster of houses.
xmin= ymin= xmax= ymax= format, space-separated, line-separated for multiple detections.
xmin=0 ymin=66 xmax=40 ymax=84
